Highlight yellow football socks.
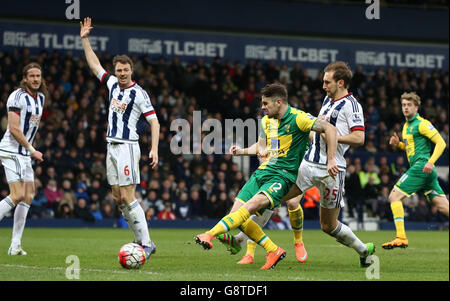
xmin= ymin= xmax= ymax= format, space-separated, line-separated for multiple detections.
xmin=240 ymin=218 xmax=277 ymax=253
xmin=207 ymin=206 xmax=250 ymax=237
xmin=391 ymin=201 xmax=407 ymax=239
xmin=246 ymin=240 xmax=257 ymax=257
xmin=289 ymin=205 xmax=304 ymax=243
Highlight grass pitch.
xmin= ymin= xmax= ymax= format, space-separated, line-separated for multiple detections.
xmin=0 ymin=228 xmax=448 ymax=281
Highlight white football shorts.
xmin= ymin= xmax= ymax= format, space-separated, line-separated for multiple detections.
xmin=296 ymin=160 xmax=346 ymax=209
xmin=0 ymin=152 xmax=34 ymax=183
xmin=106 ymin=142 xmax=141 ymax=186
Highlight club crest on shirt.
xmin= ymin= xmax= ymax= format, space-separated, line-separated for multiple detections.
xmin=29 ymin=115 xmax=41 ymax=127
xmin=319 ymin=115 xmax=330 ymax=122
xmin=331 ymin=110 xmax=339 ymax=118
xmin=111 ymin=98 xmax=127 ymax=114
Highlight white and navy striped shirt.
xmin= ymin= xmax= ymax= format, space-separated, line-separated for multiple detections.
xmin=98 ymin=70 xmax=157 ymax=144
xmin=0 ymin=88 xmax=44 ymax=156
xmin=304 ymin=93 xmax=364 ymax=170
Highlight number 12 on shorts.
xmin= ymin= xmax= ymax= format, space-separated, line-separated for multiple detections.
xmin=269 ymin=182 xmax=282 ymax=193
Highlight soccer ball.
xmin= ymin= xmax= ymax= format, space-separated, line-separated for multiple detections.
xmin=118 ymin=243 xmax=146 ymax=269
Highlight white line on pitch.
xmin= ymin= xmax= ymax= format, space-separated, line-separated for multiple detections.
xmin=0 ymin=264 xmax=158 ymax=275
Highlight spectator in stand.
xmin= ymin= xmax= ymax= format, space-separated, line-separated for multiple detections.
xmin=89 ymin=202 xmax=103 ymax=221
xmin=174 ymin=192 xmax=191 ymax=220
xmin=74 ymin=197 xmax=95 ymax=222
xmin=376 ymin=186 xmax=392 ymax=220
xmin=44 ymin=179 xmax=63 ymax=213
xmin=101 ymin=201 xmax=114 ymax=219
xmin=74 ymin=183 xmax=90 ymax=202
xmin=146 ymin=206 xmax=156 ymax=221
xmin=57 ymin=203 xmax=74 ymax=219
xmin=302 ymin=187 xmax=320 ymax=220
xmin=409 ymin=198 xmax=430 ymax=222
xmin=157 ymin=201 xmax=176 ymax=220
xmin=345 ymin=164 xmax=361 ymax=219
xmin=30 ymin=179 xmax=48 ymax=218
xmin=189 ymin=189 xmax=204 ymax=219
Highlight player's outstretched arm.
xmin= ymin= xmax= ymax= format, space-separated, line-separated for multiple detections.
xmin=423 ymin=133 xmax=446 ymax=173
xmin=148 ymin=118 xmax=160 ymax=170
xmin=229 ymin=137 xmax=265 ymax=156
xmin=337 ymin=130 xmax=364 ymax=147
xmin=8 ymin=112 xmax=43 ymax=163
xmin=80 ymin=17 xmax=103 ymax=76
xmin=312 ymin=118 xmax=339 ymax=178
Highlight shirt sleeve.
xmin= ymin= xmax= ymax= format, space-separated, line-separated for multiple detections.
xmin=138 ymin=90 xmax=158 ymax=121
xmin=418 ymin=119 xmax=439 ymax=140
xmin=346 ymin=102 xmax=365 ymax=132
xmin=97 ymin=69 xmax=118 ymax=91
xmin=7 ymin=90 xmax=24 ymax=115
xmin=295 ymin=111 xmax=317 ymax=132
xmin=259 ymin=116 xmax=268 ymax=138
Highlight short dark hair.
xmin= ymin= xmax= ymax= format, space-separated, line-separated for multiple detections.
xmin=113 ymin=55 xmax=133 ymax=70
xmin=324 ymin=61 xmax=353 ymax=89
xmin=261 ymin=83 xmax=288 ymax=103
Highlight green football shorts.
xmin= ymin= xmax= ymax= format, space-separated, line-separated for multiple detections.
xmin=394 ymin=160 xmax=445 ymax=201
xmin=235 ymin=169 xmax=292 ymax=215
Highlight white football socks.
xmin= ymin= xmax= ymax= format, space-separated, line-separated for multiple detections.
xmin=119 ymin=203 xmax=138 ymax=240
xmin=0 ymin=197 xmax=15 ymax=221
xmin=125 ymin=200 xmax=151 ymax=247
xmin=330 ymin=222 xmax=368 ymax=257
xmin=11 ymin=202 xmax=30 ymax=248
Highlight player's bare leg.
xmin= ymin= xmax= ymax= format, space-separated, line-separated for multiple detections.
xmin=432 ymin=195 xmax=449 ymax=217
xmin=382 ymin=189 xmax=409 ymax=249
xmin=9 ymin=181 xmax=34 ymax=255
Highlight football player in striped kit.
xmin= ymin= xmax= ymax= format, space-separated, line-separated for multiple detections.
xmin=80 ymin=17 xmax=160 ymax=258
xmin=218 ymin=62 xmax=375 ymax=268
xmin=0 ymin=63 xmax=46 ymax=255
xmin=296 ymin=61 xmax=374 ymax=267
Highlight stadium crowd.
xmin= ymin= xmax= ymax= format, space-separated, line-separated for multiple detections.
xmin=0 ymin=48 xmax=448 ymax=224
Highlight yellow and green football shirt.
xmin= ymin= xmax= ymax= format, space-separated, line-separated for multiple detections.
xmin=402 ymin=113 xmax=439 ymax=166
xmin=258 ymin=106 xmax=317 ymax=183
xmin=395 ymin=113 xmax=445 ymax=201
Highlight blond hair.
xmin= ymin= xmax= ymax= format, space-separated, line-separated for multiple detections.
xmin=401 ymin=92 xmax=421 ymax=107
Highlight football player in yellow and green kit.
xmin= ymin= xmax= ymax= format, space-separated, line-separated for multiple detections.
xmin=382 ymin=92 xmax=449 ymax=249
xmin=195 ymin=83 xmax=339 ymax=269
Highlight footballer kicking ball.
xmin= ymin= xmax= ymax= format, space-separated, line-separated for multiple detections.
xmin=118 ymin=243 xmax=146 ymax=269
